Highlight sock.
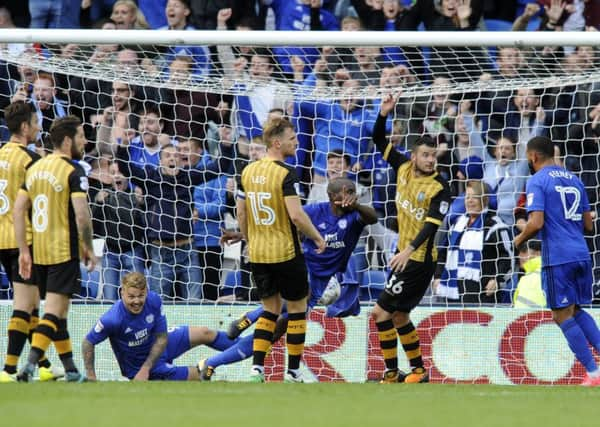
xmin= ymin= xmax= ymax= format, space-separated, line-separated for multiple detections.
xmin=286 ymin=312 xmax=306 ymax=372
xmin=54 ymin=318 xmax=77 ymax=373
xmin=4 ymin=310 xmax=30 ymax=374
xmin=28 ymin=313 xmax=59 ymax=367
xmin=208 ymin=331 xmax=239 ymax=352
xmin=246 ymin=307 xmax=264 ymax=323
xmin=559 ymin=317 xmax=598 ymax=373
xmin=397 ymin=321 xmax=424 ymax=369
xmin=252 ymin=311 xmax=278 ymax=368
xmin=574 ymin=310 xmax=600 ymax=353
xmin=207 ymin=335 xmax=254 ymax=368
xmin=376 ymin=319 xmax=398 ymax=372
xmin=29 ymin=309 xmax=50 ymax=369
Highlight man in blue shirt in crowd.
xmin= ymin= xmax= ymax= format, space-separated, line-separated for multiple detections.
xmin=198 ymin=177 xmax=378 ymax=381
xmin=515 ymin=135 xmax=600 ymax=387
xmin=116 ymin=136 xmax=233 ymax=300
xmin=82 ymin=272 xmax=238 ymax=381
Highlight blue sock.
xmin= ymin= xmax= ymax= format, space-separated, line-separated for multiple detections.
xmin=559 ymin=317 xmax=598 ymax=373
xmin=574 ymin=310 xmax=600 ymax=352
xmin=246 ymin=307 xmax=264 ymax=323
xmin=207 ymin=335 xmax=254 ymax=368
xmin=208 ymin=331 xmax=239 ymax=352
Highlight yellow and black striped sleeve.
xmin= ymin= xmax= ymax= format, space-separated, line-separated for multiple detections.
xmin=68 ymin=162 xmax=88 ymax=200
xmin=372 ymin=110 xmax=409 ymax=171
xmin=424 ymin=178 xmax=452 ymax=226
xmin=280 ymin=165 xmax=300 ymax=199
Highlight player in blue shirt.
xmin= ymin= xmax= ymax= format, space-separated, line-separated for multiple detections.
xmin=515 ymin=136 xmax=600 ymax=387
xmin=198 ymin=178 xmax=378 ymax=381
xmin=82 ymin=272 xmax=238 ymax=381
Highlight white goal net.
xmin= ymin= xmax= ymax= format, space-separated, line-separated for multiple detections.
xmin=0 ymin=29 xmax=599 ymax=384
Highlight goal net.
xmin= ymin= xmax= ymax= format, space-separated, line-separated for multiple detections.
xmin=0 ymin=29 xmax=599 ymax=384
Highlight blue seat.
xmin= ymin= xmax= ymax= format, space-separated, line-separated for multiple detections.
xmin=484 ymin=19 xmax=513 ymax=32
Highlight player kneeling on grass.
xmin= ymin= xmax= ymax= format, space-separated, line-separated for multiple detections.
xmin=81 ymin=272 xmax=238 ymax=381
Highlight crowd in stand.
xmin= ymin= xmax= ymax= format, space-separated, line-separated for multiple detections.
xmin=1 ymin=0 xmax=600 ymax=306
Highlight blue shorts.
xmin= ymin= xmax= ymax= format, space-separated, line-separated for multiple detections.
xmin=148 ymin=326 xmax=191 ymax=381
xmin=542 ymin=261 xmax=593 ymax=309
xmin=307 ymin=268 xmax=360 ymax=317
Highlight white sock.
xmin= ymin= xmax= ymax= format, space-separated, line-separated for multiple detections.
xmin=588 ymin=368 xmax=600 ymax=378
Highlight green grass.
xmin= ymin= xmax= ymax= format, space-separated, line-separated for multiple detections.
xmin=0 ymin=382 xmax=598 ymax=427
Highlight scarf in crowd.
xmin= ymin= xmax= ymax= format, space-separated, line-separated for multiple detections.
xmin=437 ymin=213 xmax=486 ymax=300
xmin=234 ymin=83 xmax=263 ymax=140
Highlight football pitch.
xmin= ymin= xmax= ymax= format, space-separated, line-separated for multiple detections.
xmin=0 ymin=382 xmax=598 ymax=427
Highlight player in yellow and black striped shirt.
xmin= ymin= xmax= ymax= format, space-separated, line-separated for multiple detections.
xmin=14 ymin=115 xmax=97 ymax=382
xmin=237 ymin=118 xmax=325 ymax=382
xmin=0 ymin=101 xmax=64 ymax=382
xmin=371 ymin=94 xmax=451 ymax=384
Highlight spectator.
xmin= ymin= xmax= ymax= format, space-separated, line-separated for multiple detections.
xmin=434 ymin=180 xmax=513 ymax=304
xmin=513 ymin=240 xmax=545 ymax=308
xmin=128 ymin=108 xmax=164 ymax=169
xmin=483 ymin=136 xmax=529 ymax=226
xmin=193 ymin=173 xmax=229 ymax=301
xmin=189 ymin=0 xmax=232 ymax=29
xmin=158 ymin=0 xmax=212 ymax=77
xmin=116 ymin=138 xmax=234 ymax=300
xmin=294 ymin=78 xmax=378 ymax=182
xmin=159 ymin=56 xmax=228 ymax=140
xmin=31 ymin=73 xmax=68 ymax=141
xmin=503 ymin=88 xmax=549 ymax=160
xmin=138 ymin=0 xmax=168 ymax=29
xmin=110 ymin=0 xmax=149 ymax=29
xmin=265 ymin=0 xmax=339 ymax=75
xmin=29 ymin=0 xmax=80 ymax=29
xmin=95 ymin=80 xmax=140 ymax=156
xmin=229 ymin=49 xmax=289 ymax=144
xmin=92 ymin=162 xmax=146 ymax=301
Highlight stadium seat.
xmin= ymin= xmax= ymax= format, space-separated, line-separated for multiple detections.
xmin=359 ymin=270 xmax=387 ymax=301
xmin=484 ymin=19 xmax=513 ymax=32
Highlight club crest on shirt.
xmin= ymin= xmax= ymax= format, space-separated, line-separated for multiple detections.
xmin=94 ymin=321 xmax=104 ymax=333
xmin=440 ymin=201 xmax=449 ymax=215
xmin=417 ymin=191 xmax=425 ymax=203
xmin=338 ymin=218 xmax=347 ymax=229
xmin=146 ymin=314 xmax=154 ymax=324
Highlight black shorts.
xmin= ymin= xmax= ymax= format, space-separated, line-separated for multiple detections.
xmin=33 ymin=259 xmax=81 ymax=298
xmin=377 ymin=260 xmax=436 ymax=314
xmin=250 ymin=256 xmax=309 ymax=301
xmin=0 ymin=248 xmax=36 ymax=286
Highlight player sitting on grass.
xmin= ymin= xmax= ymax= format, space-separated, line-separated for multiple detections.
xmin=198 ymin=177 xmax=378 ymax=381
xmin=82 ymin=272 xmax=239 ymax=381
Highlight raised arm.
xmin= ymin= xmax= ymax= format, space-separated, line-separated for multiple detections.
xmin=188 ymin=142 xmax=234 ymax=186
xmin=373 ymin=94 xmax=409 ymax=171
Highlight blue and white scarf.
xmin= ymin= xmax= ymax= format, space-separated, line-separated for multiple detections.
xmin=438 ymin=213 xmax=486 ymax=300
xmin=234 ymin=83 xmax=263 ymax=140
